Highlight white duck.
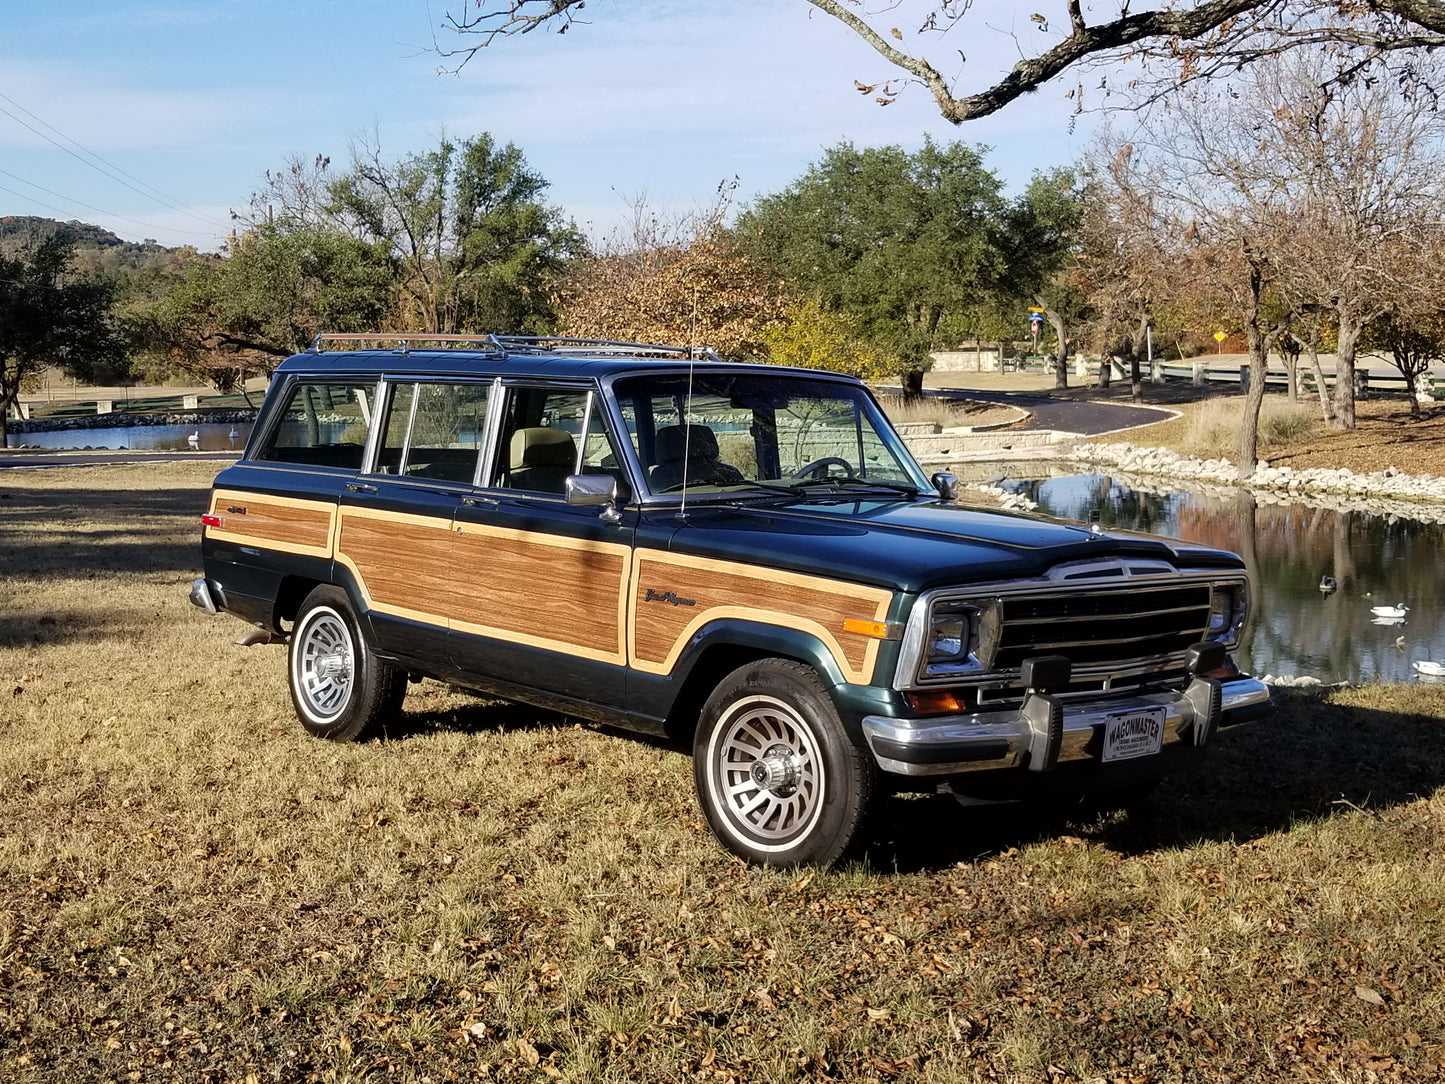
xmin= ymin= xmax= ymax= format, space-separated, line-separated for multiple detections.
xmin=1370 ymin=603 xmax=1409 ymax=619
xmin=186 ymin=430 xmax=201 ymax=447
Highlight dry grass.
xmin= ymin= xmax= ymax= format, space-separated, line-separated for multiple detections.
xmin=3 ymin=462 xmax=1445 ymax=1082
xmin=879 ymin=397 xmax=1022 ymax=431
xmin=1173 ymin=398 xmax=1323 ymax=460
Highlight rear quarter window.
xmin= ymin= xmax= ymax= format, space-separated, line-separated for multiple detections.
xmin=255 ymin=381 xmax=377 ymax=471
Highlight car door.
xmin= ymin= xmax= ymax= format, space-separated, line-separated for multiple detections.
xmin=448 ymin=382 xmax=637 ymax=711
xmin=334 ymin=377 xmax=492 ymax=669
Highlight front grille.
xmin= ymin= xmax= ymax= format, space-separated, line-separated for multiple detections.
xmin=900 ymin=566 xmax=1245 ymax=693
xmin=993 ymin=584 xmax=1212 ymax=670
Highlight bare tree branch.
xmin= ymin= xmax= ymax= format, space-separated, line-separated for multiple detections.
xmin=435 ymin=2 xmax=1445 ymax=122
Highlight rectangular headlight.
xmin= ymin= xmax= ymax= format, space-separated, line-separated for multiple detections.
xmin=1206 ymin=584 xmax=1248 ymax=646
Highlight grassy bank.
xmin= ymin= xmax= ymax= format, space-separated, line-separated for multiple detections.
xmin=2 ymin=463 xmax=1444 ymax=1082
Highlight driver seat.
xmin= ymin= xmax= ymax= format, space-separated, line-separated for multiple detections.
xmin=650 ymin=425 xmax=744 ymax=490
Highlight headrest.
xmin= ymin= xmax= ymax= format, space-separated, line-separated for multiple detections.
xmin=655 ymin=424 xmax=718 ymax=463
xmin=510 ymin=427 xmax=576 ymax=469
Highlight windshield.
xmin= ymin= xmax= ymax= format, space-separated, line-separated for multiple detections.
xmin=611 ymin=372 xmax=931 ymax=497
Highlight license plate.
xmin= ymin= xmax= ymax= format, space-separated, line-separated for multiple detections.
xmin=1102 ymin=708 xmax=1166 ymax=762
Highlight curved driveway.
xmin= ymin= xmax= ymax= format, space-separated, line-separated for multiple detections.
xmin=931 ymin=388 xmax=1174 ymax=437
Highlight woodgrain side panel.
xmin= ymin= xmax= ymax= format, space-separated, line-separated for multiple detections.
xmin=630 ymin=552 xmax=893 ymax=684
xmin=449 ymin=526 xmax=629 ymax=661
xmin=333 ymin=507 xmax=632 ymax=665
xmin=336 ymin=511 xmax=456 ymax=622
xmin=207 ymin=488 xmax=335 ymax=558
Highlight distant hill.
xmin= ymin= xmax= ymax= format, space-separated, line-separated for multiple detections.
xmin=0 ymin=214 xmax=164 ymax=247
xmin=0 ymin=215 xmax=192 ymax=279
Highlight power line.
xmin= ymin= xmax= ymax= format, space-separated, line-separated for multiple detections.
xmin=0 ymin=89 xmax=235 ymax=233
xmin=0 ymin=169 xmax=222 ymax=242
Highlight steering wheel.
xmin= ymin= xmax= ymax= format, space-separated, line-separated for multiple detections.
xmin=787 ymin=456 xmax=857 ymax=484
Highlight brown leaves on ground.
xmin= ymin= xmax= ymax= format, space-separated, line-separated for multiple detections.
xmin=2 ymin=464 xmax=1445 ymax=1083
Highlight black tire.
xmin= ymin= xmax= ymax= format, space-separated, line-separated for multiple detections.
xmin=288 ymin=585 xmax=405 ymax=741
xmin=693 ymin=659 xmax=874 ymax=868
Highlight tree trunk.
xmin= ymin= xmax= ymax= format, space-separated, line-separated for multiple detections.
xmin=901 ymin=368 xmax=925 ymax=400
xmin=1236 ymin=341 xmax=1269 ymax=479
xmin=1332 ymin=316 xmax=1362 ymax=430
xmin=1305 ymin=343 xmax=1334 ymax=423
xmin=1037 ymin=296 xmax=1069 ymax=390
xmin=1235 ymin=262 xmax=1272 ymax=480
xmin=1391 ymin=349 xmax=1424 ymax=419
xmin=1130 ymin=313 xmax=1148 ymax=402
xmin=1278 ymin=342 xmax=1300 ymax=401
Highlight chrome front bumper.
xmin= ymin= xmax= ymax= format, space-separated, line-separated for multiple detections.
xmin=862 ymin=676 xmax=1270 ymax=777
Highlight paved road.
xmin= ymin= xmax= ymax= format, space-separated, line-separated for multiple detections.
xmin=929 ymin=388 xmax=1175 ymax=436
xmin=0 ymin=450 xmax=241 ymax=470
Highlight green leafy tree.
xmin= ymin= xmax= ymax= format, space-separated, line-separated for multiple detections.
xmin=128 ymin=225 xmax=394 ymax=392
xmin=326 ymin=133 xmax=584 ymax=333
xmin=1001 ymin=168 xmax=1087 ymax=389
xmin=1 ymin=230 xmax=124 ymax=444
xmin=739 ymin=138 xmax=1006 ymax=395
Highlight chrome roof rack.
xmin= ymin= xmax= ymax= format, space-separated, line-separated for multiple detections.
xmin=308 ymin=332 xmax=722 ymax=361
xmin=309 ymin=333 xmax=505 ymax=354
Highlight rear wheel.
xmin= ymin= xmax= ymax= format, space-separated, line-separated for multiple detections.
xmin=288 ymin=586 xmax=404 ymax=741
xmin=694 ymin=659 xmax=874 ymax=867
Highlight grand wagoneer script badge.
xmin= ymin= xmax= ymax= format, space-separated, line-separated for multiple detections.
xmin=644 ymin=588 xmax=696 ymax=607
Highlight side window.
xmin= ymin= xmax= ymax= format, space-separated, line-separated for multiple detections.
xmin=492 ymin=387 xmax=586 ymax=495
xmin=256 ymin=381 xmax=375 ymax=471
xmin=376 ymin=381 xmax=490 ymax=482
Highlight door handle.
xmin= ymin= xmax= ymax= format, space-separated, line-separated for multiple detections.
xmin=345 ymin=482 xmax=378 ymax=494
xmin=461 ymin=496 xmax=499 ymax=508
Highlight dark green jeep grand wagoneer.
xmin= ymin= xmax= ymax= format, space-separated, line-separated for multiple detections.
xmin=191 ymin=334 xmax=1269 ymax=866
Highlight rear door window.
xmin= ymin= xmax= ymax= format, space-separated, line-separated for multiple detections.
xmin=374 ymin=381 xmax=491 ymax=483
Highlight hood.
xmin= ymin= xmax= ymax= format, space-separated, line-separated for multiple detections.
xmin=647 ymin=495 xmax=1244 ymax=594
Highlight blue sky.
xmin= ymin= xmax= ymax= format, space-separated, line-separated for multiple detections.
xmin=1 ymin=1 xmax=1099 ymax=250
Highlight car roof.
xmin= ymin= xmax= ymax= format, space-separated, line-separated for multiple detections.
xmin=271 ymin=334 xmax=865 ymax=385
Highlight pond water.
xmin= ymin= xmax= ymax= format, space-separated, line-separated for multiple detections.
xmin=9 ymin=422 xmax=255 ymax=452
xmin=996 ymin=470 xmax=1445 ymax=686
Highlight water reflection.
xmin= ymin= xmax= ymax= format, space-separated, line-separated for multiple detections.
xmin=1002 ymin=472 xmax=1445 ymax=685
xmin=8 ymin=422 xmax=254 ymax=452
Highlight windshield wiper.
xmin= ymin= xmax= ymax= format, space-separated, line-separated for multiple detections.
xmin=789 ymin=478 xmax=920 ymax=497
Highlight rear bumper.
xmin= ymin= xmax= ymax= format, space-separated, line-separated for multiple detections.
xmin=189 ymin=577 xmax=218 ymax=615
xmin=862 ymin=676 xmax=1269 ymax=777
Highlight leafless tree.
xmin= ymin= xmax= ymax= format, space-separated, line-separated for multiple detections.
xmin=434 ymin=2 xmax=1445 ymax=123
xmin=1257 ymin=54 xmax=1445 ymax=428
xmin=1075 ymin=144 xmax=1187 ymax=403
xmin=1096 ymin=50 xmax=1445 ymax=478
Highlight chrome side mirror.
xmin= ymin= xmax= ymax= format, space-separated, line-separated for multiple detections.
xmin=565 ymin=474 xmax=623 ymax=524
xmin=931 ymin=472 xmax=959 ymax=500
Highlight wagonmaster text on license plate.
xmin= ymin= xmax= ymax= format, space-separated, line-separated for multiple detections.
xmin=1102 ymin=708 xmax=1166 ymax=762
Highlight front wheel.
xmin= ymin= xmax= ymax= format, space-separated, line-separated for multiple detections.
xmin=288 ymin=586 xmax=405 ymax=741
xmin=693 ymin=659 xmax=874 ymax=867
